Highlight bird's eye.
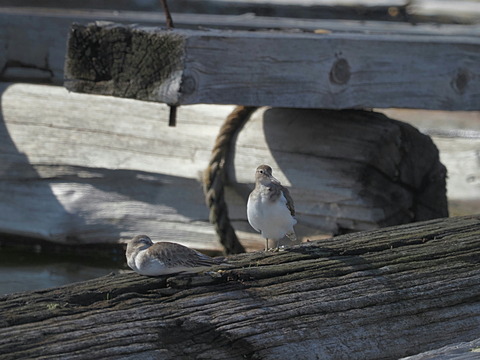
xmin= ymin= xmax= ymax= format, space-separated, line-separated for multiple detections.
xmin=259 ymin=170 xmax=263 ymax=174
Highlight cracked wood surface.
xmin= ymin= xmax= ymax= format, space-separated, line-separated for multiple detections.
xmin=1 ymin=215 xmax=479 ymax=359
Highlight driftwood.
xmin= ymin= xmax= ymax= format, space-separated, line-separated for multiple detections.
xmin=0 ymin=83 xmax=448 ymax=248
xmin=0 ymin=215 xmax=479 ymax=359
xmin=64 ymin=23 xmax=480 ymax=110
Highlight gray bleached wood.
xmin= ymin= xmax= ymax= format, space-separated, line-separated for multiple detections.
xmin=231 ymin=107 xmax=448 ymax=234
xmin=0 ymin=215 xmax=479 ymax=359
xmin=4 ymin=0 xmax=480 ymax=23
xmin=0 ymin=82 xmax=245 ymax=250
xmin=65 ymin=22 xmax=480 ymax=110
xmin=0 ymin=83 xmax=448 ymax=248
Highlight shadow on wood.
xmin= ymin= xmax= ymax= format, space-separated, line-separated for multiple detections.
xmin=1 ymin=215 xmax=479 ymax=359
xmin=230 ymin=108 xmax=448 ymax=234
xmin=0 ymin=83 xmax=449 ymax=250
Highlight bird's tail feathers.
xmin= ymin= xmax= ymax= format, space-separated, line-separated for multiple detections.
xmin=286 ymin=231 xmax=297 ymax=242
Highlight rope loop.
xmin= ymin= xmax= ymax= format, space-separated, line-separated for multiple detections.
xmin=203 ymin=106 xmax=258 ymax=254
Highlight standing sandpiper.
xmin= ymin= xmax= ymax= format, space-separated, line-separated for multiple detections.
xmin=126 ymin=235 xmax=224 ymax=276
xmin=247 ymin=165 xmax=297 ymax=251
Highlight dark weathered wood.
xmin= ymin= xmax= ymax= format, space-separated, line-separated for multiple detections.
xmin=0 ymin=215 xmax=479 ymax=359
xmin=64 ymin=23 xmax=480 ymax=110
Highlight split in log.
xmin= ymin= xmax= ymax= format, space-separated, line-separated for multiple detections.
xmin=64 ymin=22 xmax=480 ymax=110
xmin=0 ymin=83 xmax=448 ymax=249
xmin=0 ymin=215 xmax=479 ymax=359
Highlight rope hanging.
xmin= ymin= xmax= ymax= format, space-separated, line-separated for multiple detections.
xmin=203 ymin=106 xmax=258 ymax=254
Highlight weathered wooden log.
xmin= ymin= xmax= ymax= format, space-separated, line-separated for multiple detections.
xmin=64 ymin=22 xmax=480 ymax=110
xmin=0 ymin=83 xmax=449 ymax=248
xmin=0 ymin=215 xmax=479 ymax=359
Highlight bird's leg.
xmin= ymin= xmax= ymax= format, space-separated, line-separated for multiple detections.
xmin=265 ymin=238 xmax=269 ymax=251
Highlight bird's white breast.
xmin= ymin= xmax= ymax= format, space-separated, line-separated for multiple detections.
xmin=133 ymin=249 xmax=169 ymax=276
xmin=247 ymin=191 xmax=296 ymax=240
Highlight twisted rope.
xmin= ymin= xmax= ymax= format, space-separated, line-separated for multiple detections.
xmin=203 ymin=106 xmax=258 ymax=254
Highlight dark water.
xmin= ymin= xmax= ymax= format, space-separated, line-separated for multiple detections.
xmin=0 ymin=241 xmax=127 ymax=296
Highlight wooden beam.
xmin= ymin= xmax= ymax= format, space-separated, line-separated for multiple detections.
xmin=0 ymin=215 xmax=479 ymax=359
xmin=65 ymin=23 xmax=480 ymax=110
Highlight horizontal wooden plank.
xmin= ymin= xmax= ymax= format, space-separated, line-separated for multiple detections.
xmin=64 ymin=23 xmax=480 ymax=110
xmin=0 ymin=82 xmax=251 ymax=251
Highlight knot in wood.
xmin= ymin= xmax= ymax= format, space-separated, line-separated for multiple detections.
xmin=451 ymin=68 xmax=469 ymax=95
xmin=330 ymin=58 xmax=351 ymax=85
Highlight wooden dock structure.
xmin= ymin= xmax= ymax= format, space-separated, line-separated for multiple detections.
xmin=1 ymin=4 xmax=479 ymax=250
xmin=1 ymin=1 xmax=480 ymax=359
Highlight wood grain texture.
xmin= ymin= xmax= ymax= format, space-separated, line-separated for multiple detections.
xmin=0 ymin=84 xmax=290 ymax=250
xmin=0 ymin=83 xmax=448 ymax=248
xmin=0 ymin=82 xmax=243 ymax=250
xmin=0 ymin=215 xmax=479 ymax=359
xmin=65 ymin=23 xmax=480 ymax=110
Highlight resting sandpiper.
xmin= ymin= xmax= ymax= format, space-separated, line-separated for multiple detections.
xmin=126 ymin=235 xmax=224 ymax=276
